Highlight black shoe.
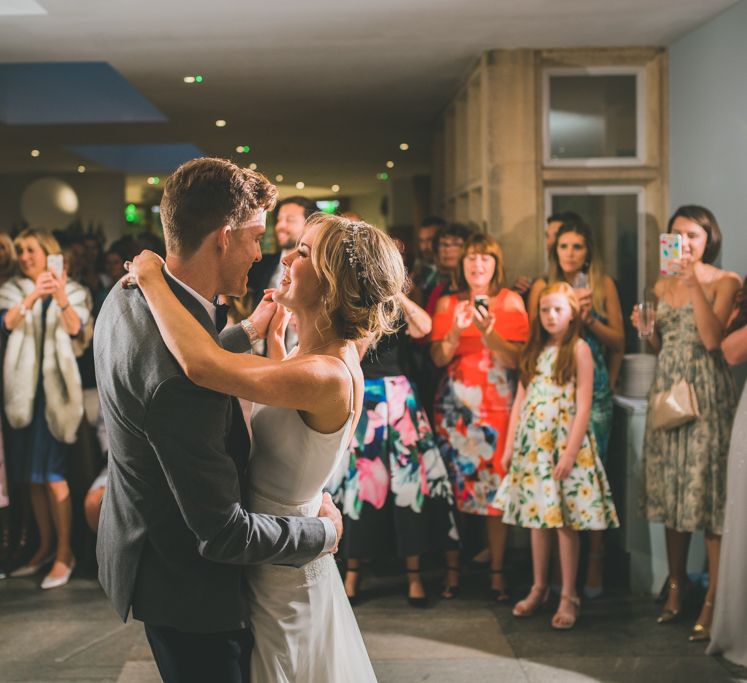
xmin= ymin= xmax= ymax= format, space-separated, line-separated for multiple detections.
xmin=490 ymin=569 xmax=510 ymax=603
xmin=441 ymin=564 xmax=460 ymax=599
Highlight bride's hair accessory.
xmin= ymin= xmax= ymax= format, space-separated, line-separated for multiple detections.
xmin=343 ymin=222 xmax=369 ymax=284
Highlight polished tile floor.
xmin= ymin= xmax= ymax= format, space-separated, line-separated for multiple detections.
xmin=1 ymin=561 xmax=745 ymax=683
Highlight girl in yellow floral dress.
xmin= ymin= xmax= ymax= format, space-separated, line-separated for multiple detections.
xmin=494 ymin=282 xmax=618 ymax=630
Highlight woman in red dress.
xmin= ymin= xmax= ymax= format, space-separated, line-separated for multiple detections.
xmin=431 ymin=233 xmax=529 ymax=601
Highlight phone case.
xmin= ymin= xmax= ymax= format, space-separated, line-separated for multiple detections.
xmin=47 ymin=254 xmax=64 ymax=277
xmin=659 ymin=234 xmax=682 ymax=276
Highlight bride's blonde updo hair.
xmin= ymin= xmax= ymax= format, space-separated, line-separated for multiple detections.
xmin=307 ymin=213 xmax=405 ymax=344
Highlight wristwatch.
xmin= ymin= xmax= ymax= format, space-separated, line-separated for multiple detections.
xmin=17 ymin=303 xmax=27 ymax=316
xmin=240 ymin=318 xmax=261 ymax=345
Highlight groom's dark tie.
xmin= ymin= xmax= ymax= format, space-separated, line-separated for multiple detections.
xmin=214 ymin=300 xmax=229 ymax=333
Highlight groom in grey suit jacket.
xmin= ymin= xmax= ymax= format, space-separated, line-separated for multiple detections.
xmin=94 ymin=158 xmax=341 ymax=683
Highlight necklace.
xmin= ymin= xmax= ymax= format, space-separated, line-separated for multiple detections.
xmin=295 ymin=338 xmax=345 ymax=356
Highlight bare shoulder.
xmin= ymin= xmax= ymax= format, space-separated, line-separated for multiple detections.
xmin=575 ymin=337 xmax=592 ymax=360
xmin=716 ymin=268 xmax=743 ymax=291
xmin=500 ymin=288 xmax=527 ymax=312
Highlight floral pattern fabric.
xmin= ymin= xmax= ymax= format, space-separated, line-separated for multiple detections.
xmin=327 ymin=375 xmax=458 ymax=558
xmin=643 ymin=302 xmax=736 ymax=534
xmin=494 ymin=345 xmax=619 ymax=530
xmin=432 ymin=290 xmax=530 ymax=516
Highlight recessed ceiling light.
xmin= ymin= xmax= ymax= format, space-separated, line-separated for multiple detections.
xmin=215 ymin=119 xmax=227 ymax=128
xmin=77 ymin=165 xmax=86 ymax=173
xmin=399 ymin=143 xmax=409 ymax=151
xmin=295 ymin=181 xmax=305 ymax=190
xmin=235 ymin=145 xmax=250 ymax=153
xmin=386 ymin=160 xmax=395 ymax=168
xmin=30 ymin=149 xmax=40 ymax=157
xmin=331 ymin=184 xmax=340 ymax=193
xmin=183 ymin=76 xmax=195 ymax=84
xmin=275 ymin=174 xmax=284 ymax=182
xmin=147 ymin=176 xmax=160 ymax=185
xmin=249 ymin=163 xmax=257 ymax=171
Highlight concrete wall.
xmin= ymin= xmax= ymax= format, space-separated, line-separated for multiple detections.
xmin=0 ymin=172 xmax=125 ymax=244
xmin=669 ymin=0 xmax=747 ymax=275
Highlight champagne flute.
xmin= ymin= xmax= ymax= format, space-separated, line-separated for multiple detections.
xmin=636 ymin=301 xmax=656 ymax=339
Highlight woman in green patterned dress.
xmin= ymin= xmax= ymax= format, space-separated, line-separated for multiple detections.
xmin=528 ymin=218 xmax=624 ymax=598
xmin=637 ymin=205 xmax=741 ymax=641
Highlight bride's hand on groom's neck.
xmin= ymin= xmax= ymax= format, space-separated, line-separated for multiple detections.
xmin=248 ymin=291 xmax=279 ymax=340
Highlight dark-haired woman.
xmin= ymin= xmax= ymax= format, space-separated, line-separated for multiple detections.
xmin=635 ymin=205 xmax=740 ymax=640
xmin=528 ymin=218 xmax=624 ymax=598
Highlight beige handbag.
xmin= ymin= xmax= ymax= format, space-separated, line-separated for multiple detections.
xmin=650 ymin=379 xmax=700 ymax=430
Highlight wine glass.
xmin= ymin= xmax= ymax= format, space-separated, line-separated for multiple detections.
xmin=636 ymin=301 xmax=656 ymax=339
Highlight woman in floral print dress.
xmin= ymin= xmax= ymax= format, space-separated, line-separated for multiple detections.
xmin=328 ymin=294 xmax=457 ymax=606
xmin=637 ymin=205 xmax=740 ymax=641
xmin=494 ymin=282 xmax=618 ymax=630
xmin=431 ymin=233 xmax=529 ymax=600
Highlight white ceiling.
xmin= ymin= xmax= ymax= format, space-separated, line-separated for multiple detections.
xmin=0 ymin=0 xmax=737 ymax=195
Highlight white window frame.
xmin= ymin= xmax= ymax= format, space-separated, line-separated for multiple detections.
xmin=542 ymin=66 xmax=646 ymax=167
xmin=544 ymin=185 xmax=646 ymax=302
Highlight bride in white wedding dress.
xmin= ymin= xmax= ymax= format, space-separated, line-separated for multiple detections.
xmin=128 ymin=213 xmax=406 ymax=682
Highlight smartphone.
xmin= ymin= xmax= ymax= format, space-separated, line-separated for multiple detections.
xmin=47 ymin=254 xmax=64 ymax=277
xmin=659 ymin=234 xmax=682 ymax=276
xmin=474 ymin=295 xmax=489 ymax=315
xmin=572 ymin=272 xmax=589 ymax=289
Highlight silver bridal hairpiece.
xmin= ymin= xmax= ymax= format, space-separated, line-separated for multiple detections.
xmin=343 ymin=221 xmax=369 ymax=280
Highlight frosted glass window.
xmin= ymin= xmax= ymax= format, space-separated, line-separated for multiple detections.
xmin=548 ymin=75 xmax=638 ymax=160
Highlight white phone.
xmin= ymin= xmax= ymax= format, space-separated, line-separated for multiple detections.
xmin=659 ymin=234 xmax=682 ymax=276
xmin=47 ymin=254 xmax=64 ymax=277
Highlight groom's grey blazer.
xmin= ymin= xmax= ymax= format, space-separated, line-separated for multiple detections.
xmin=94 ymin=275 xmax=327 ymax=633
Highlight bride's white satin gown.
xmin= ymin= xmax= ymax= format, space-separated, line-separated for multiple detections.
xmin=246 ymin=371 xmax=377 ymax=682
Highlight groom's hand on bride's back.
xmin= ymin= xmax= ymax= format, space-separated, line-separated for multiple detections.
xmin=318 ymin=492 xmax=343 ymax=553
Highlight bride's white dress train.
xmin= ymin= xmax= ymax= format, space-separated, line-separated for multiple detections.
xmin=246 ymin=372 xmax=377 ymax=682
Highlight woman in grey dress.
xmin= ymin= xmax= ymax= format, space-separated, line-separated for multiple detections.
xmin=637 ymin=206 xmax=740 ymax=641
xmin=708 ymin=282 xmax=747 ymax=664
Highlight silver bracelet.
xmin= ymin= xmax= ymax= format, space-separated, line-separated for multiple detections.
xmin=240 ymin=318 xmax=261 ymax=345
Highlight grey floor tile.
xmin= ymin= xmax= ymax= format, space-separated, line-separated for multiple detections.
xmin=519 ymin=656 xmax=742 ymax=683
xmin=373 ymin=657 xmax=529 ymax=683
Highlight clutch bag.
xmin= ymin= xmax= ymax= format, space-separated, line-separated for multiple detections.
xmin=650 ymin=379 xmax=700 ymax=430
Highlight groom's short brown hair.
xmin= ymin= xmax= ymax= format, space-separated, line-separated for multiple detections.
xmin=160 ymin=157 xmax=278 ymax=257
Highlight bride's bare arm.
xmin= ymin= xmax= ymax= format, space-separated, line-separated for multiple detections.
xmin=133 ymin=258 xmax=348 ymax=414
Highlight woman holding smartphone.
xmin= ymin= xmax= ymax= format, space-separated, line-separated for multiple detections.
xmin=431 ymin=233 xmax=529 ymax=601
xmin=0 ymin=229 xmax=90 ymax=589
xmin=528 ymin=217 xmax=624 ymax=598
xmin=634 ymin=205 xmax=740 ymax=640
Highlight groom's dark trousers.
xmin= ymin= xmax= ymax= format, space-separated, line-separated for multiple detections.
xmin=145 ymin=623 xmax=253 ymax=683
xmin=94 ymin=276 xmax=328 ymax=683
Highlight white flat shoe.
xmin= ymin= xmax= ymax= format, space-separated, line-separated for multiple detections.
xmin=40 ymin=558 xmax=76 ymax=590
xmin=9 ymin=553 xmax=55 ymax=578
